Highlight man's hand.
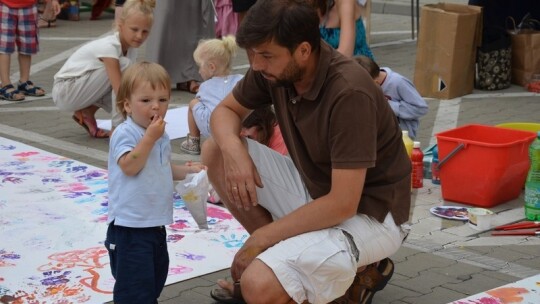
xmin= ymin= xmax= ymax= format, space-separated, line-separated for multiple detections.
xmin=222 ymin=142 xmax=263 ymax=210
xmin=230 ymin=234 xmax=266 ymax=281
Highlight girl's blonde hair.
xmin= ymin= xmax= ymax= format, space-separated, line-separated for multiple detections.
xmin=193 ymin=35 xmax=238 ymax=75
xmin=116 ymin=61 xmax=171 ymax=119
xmin=117 ymin=0 xmax=155 ymax=29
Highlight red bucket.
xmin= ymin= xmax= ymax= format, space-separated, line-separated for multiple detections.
xmin=435 ymin=124 xmax=536 ymax=207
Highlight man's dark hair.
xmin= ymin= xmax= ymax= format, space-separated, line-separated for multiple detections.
xmin=236 ymin=0 xmax=321 ymax=53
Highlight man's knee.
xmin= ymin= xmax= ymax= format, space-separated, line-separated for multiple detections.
xmin=241 ymin=260 xmax=290 ymax=304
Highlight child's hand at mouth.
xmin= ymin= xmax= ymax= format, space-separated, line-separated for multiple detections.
xmin=146 ymin=114 xmax=166 ymax=140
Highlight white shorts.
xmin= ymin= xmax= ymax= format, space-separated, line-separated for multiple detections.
xmin=246 ymin=139 xmax=408 ymax=304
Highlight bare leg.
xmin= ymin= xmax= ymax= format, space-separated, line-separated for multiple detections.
xmin=0 ymin=53 xmax=11 ymax=86
xmin=0 ymin=54 xmax=25 ymax=100
xmin=187 ymin=98 xmax=201 ymax=137
xmin=18 ymin=54 xmax=31 ymax=83
xmin=18 ymin=54 xmax=45 ymax=95
xmin=80 ymin=104 xmax=100 ymax=119
xmin=201 ymin=138 xmax=273 ymax=234
xmin=19 ymin=53 xmax=45 ymax=95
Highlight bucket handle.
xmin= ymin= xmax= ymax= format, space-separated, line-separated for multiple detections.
xmin=437 ymin=143 xmax=466 ymax=170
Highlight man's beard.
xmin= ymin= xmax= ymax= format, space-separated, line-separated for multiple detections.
xmin=274 ymin=59 xmax=304 ymax=86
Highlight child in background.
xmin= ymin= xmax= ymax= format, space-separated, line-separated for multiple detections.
xmin=309 ymin=0 xmax=373 ymax=58
xmin=241 ymin=106 xmax=288 ymax=155
xmin=214 ymin=0 xmax=238 ymax=38
xmin=208 ymin=106 xmax=287 ymax=204
xmin=0 ymin=0 xmax=54 ymax=101
xmin=52 ymin=0 xmax=155 ymax=138
xmin=355 ymin=55 xmax=428 ymax=139
xmin=106 ymin=62 xmax=205 ymax=303
xmin=37 ymin=0 xmax=61 ymax=28
xmin=180 ymin=35 xmax=243 ymax=155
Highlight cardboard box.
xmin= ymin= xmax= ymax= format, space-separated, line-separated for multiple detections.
xmin=413 ymin=3 xmax=482 ymax=99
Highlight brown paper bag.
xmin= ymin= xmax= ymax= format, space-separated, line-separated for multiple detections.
xmin=509 ymin=29 xmax=540 ymax=86
xmin=413 ymin=3 xmax=482 ymax=99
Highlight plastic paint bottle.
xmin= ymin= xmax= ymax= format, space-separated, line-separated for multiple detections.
xmin=402 ymin=130 xmax=413 ymax=158
xmin=412 ymin=141 xmax=424 ymax=188
xmin=525 ymin=131 xmax=540 ymax=220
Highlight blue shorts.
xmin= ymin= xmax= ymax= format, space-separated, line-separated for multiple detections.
xmin=105 ymin=223 xmax=169 ymax=303
xmin=0 ymin=3 xmax=39 ymax=55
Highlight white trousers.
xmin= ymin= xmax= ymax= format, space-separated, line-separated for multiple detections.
xmin=52 ymin=57 xmax=132 ymax=127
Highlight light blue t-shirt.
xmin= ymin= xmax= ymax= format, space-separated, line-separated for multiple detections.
xmin=107 ymin=117 xmax=173 ymax=227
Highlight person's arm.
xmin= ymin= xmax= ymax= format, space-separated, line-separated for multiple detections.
xmin=336 ymin=0 xmax=358 ymax=57
xmin=117 ymin=115 xmax=165 ymax=176
xmin=230 ymin=167 xmax=366 ymax=280
xmin=210 ymin=92 xmax=263 ymax=208
xmin=101 ymin=57 xmax=123 ymax=95
xmin=387 ymin=78 xmax=428 ymax=120
xmin=171 ymin=162 xmax=206 ymax=181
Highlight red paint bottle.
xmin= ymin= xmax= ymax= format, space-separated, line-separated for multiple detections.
xmin=411 ymin=141 xmax=424 ymax=188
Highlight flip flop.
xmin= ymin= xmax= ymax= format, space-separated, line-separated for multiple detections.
xmin=210 ymin=281 xmax=246 ymax=304
xmin=332 ymin=258 xmax=395 ymax=304
xmin=72 ymin=111 xmax=110 ymax=138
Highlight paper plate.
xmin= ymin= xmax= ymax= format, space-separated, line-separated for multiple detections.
xmin=429 ymin=206 xmax=469 ymax=221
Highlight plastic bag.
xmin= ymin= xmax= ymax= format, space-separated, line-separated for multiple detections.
xmin=175 ymin=170 xmax=209 ymax=229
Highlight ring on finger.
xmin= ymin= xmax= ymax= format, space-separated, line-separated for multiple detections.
xmin=232 ymin=186 xmax=238 ymax=190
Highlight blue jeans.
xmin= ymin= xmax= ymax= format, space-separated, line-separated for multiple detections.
xmin=105 ymin=223 xmax=169 ymax=304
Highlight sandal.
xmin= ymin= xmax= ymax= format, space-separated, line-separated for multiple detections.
xmin=332 ymin=258 xmax=395 ymax=304
xmin=72 ymin=111 xmax=110 ymax=138
xmin=210 ymin=281 xmax=246 ymax=304
xmin=17 ymin=80 xmax=45 ymax=97
xmin=38 ymin=17 xmax=56 ymax=28
xmin=0 ymin=84 xmax=25 ymax=101
xmin=176 ymin=80 xmax=200 ymax=94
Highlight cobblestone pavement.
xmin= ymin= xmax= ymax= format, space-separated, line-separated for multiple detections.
xmin=1 ymin=1 xmax=539 ymax=303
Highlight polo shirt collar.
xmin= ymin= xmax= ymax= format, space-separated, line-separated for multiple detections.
xmin=302 ymin=40 xmax=333 ymax=102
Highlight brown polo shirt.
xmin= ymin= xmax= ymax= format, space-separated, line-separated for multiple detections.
xmin=233 ymin=41 xmax=411 ymax=225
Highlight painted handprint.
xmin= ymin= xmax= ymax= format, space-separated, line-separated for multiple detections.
xmin=49 ymin=160 xmax=74 ymax=168
xmin=66 ymin=165 xmax=88 ymax=173
xmin=177 ymin=251 xmax=205 ymax=261
xmin=0 ymin=144 xmax=16 ymax=150
xmin=213 ymin=233 xmax=248 ymax=248
xmin=2 ymin=176 xmax=23 ymax=184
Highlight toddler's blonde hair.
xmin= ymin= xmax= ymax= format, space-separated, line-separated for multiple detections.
xmin=193 ymin=35 xmax=238 ymax=75
xmin=116 ymin=62 xmax=171 ymax=119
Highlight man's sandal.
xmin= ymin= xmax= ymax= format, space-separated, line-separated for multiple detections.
xmin=17 ymin=80 xmax=46 ymax=97
xmin=210 ymin=281 xmax=246 ymax=304
xmin=0 ymin=84 xmax=25 ymax=101
xmin=332 ymin=258 xmax=395 ymax=304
